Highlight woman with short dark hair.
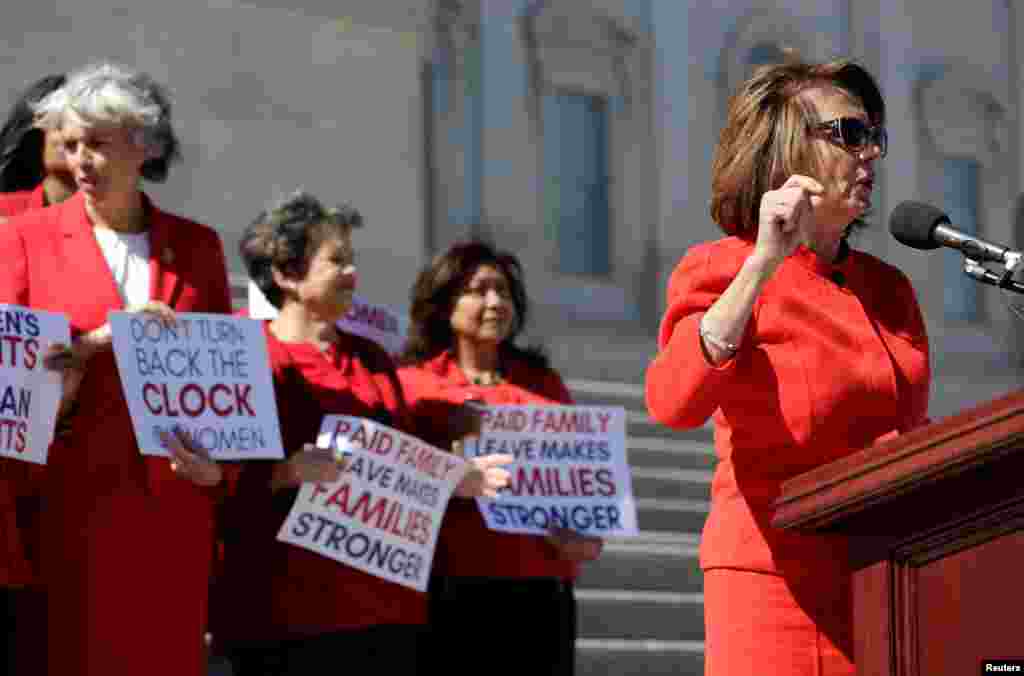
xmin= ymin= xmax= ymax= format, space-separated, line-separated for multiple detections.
xmin=215 ymin=193 xmax=509 ymax=676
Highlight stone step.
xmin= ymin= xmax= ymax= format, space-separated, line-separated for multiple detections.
xmin=575 ymin=532 xmax=702 ymax=594
xmin=628 ymin=435 xmax=717 ymax=473
xmin=629 ymin=467 xmax=713 ymax=501
xmin=576 ymin=589 xmax=704 ymax=642
xmin=636 ymin=497 xmax=710 ymax=533
xmin=576 ymin=639 xmax=705 ymax=676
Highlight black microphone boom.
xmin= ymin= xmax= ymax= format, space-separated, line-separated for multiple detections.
xmin=889 ymin=201 xmax=1020 ymax=266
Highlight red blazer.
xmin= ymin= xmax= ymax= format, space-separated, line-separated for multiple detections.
xmin=0 ymin=183 xmax=48 ymax=587
xmin=0 ymin=192 xmax=232 ymax=676
xmin=0 ymin=184 xmax=45 ymax=219
xmin=213 ymin=324 xmax=427 ymax=641
xmin=646 ymin=237 xmax=930 ymax=578
xmin=399 ymin=351 xmax=579 ymax=580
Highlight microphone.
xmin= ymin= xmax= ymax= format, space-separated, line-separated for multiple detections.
xmin=889 ymin=201 xmax=1022 ymax=266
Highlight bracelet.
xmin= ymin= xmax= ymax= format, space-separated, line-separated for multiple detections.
xmin=699 ymin=318 xmax=739 ymax=355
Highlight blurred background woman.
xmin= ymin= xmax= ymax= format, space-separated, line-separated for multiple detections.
xmin=398 ymin=240 xmax=602 ymax=676
xmin=0 ymin=73 xmax=75 ymax=218
xmin=216 ymin=192 xmax=508 ymax=675
xmin=0 ymin=70 xmax=74 ymax=676
xmin=0 ymin=62 xmax=232 ymax=676
xmin=646 ymin=58 xmax=929 ymax=675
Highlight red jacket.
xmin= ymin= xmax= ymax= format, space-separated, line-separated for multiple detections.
xmin=399 ymin=351 xmax=579 ymax=580
xmin=0 ymin=192 xmax=232 ymax=676
xmin=213 ymin=324 xmax=428 ymax=640
xmin=646 ymin=237 xmax=930 ymax=577
xmin=0 ymin=184 xmax=45 ymax=219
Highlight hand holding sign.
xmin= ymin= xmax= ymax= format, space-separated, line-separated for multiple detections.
xmin=455 ymin=453 xmax=513 ymax=498
xmin=271 ymin=444 xmax=346 ymax=492
xmin=160 ymin=427 xmax=222 ymax=487
xmin=545 ymin=527 xmax=603 ymax=562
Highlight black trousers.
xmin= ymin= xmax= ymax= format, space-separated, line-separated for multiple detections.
xmin=224 ymin=624 xmax=425 ymax=676
xmin=428 ymin=576 xmax=576 ymax=675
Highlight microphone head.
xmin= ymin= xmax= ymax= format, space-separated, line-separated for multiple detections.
xmin=889 ymin=201 xmax=951 ymax=250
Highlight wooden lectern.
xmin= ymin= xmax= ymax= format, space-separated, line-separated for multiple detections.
xmin=774 ymin=390 xmax=1024 ymax=675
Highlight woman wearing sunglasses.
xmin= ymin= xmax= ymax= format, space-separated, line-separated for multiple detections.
xmin=646 ymin=58 xmax=929 ymax=676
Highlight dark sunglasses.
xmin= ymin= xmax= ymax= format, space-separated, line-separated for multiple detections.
xmin=813 ymin=117 xmax=888 ymax=158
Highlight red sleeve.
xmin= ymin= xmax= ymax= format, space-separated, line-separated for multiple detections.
xmin=896 ymin=270 xmax=931 ymax=431
xmin=0 ymin=219 xmax=29 ymax=304
xmin=645 ymin=243 xmax=749 ymax=429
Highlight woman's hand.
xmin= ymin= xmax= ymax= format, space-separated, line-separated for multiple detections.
xmin=271 ymin=444 xmax=346 ymax=492
xmin=545 ymin=527 xmax=603 ymax=562
xmin=455 ymin=453 xmax=513 ymax=498
xmin=160 ymin=427 xmax=222 ymax=488
xmin=42 ymin=343 xmax=88 ymax=434
xmin=754 ymin=174 xmax=824 ymax=268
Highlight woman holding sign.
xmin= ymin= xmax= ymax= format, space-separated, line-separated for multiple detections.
xmin=398 ymin=240 xmax=602 ymax=676
xmin=646 ymin=58 xmax=929 ymax=675
xmin=0 ymin=62 xmax=232 ymax=676
xmin=215 ymin=192 xmax=509 ymax=675
xmin=0 ymin=71 xmax=75 ymax=675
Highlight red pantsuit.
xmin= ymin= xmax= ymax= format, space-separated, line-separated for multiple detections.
xmin=399 ymin=352 xmax=579 ymax=675
xmin=0 ymin=192 xmax=232 ymax=676
xmin=646 ymin=238 xmax=930 ymax=676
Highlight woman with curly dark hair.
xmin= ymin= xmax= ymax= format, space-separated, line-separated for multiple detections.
xmin=398 ymin=239 xmax=602 ymax=676
xmin=0 ymin=73 xmax=75 ymax=218
xmin=214 ymin=195 xmax=510 ymax=676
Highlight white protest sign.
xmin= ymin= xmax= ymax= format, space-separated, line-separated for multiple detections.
xmin=277 ymin=415 xmax=467 ymax=592
xmin=109 ymin=311 xmax=284 ymax=460
xmin=248 ymin=281 xmax=408 ymax=356
xmin=468 ymin=405 xmax=638 ymax=537
xmin=0 ymin=305 xmax=69 ymax=464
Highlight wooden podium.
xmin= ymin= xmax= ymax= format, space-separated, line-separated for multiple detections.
xmin=774 ymin=390 xmax=1024 ymax=675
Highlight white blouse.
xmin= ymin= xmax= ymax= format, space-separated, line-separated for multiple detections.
xmin=93 ymin=226 xmax=151 ymax=307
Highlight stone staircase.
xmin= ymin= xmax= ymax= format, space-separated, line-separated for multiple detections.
xmin=567 ymin=378 xmax=714 ymax=675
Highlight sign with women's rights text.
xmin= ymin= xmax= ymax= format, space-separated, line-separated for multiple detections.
xmin=109 ymin=311 xmax=284 ymax=460
xmin=277 ymin=415 xmax=468 ymax=592
xmin=0 ymin=304 xmax=69 ymax=464
xmin=248 ymin=282 xmax=408 ymax=356
xmin=467 ymin=405 xmax=639 ymax=537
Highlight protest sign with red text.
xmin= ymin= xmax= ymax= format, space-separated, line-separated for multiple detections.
xmin=110 ymin=311 xmax=284 ymax=460
xmin=467 ymin=405 xmax=638 ymax=537
xmin=0 ymin=304 xmax=69 ymax=464
xmin=277 ymin=415 xmax=467 ymax=592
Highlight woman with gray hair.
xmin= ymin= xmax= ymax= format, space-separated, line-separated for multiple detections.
xmin=0 ymin=62 xmax=232 ymax=676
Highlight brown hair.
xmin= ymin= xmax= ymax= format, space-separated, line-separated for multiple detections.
xmin=710 ymin=57 xmax=885 ymax=235
xmin=400 ymin=239 xmax=548 ymax=370
xmin=239 ymin=190 xmax=363 ymax=308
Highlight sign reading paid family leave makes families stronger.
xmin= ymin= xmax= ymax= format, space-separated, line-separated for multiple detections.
xmin=467 ymin=405 xmax=638 ymax=537
xmin=110 ymin=311 xmax=284 ymax=460
xmin=0 ymin=305 xmax=69 ymax=464
xmin=248 ymin=281 xmax=408 ymax=357
xmin=277 ymin=415 xmax=468 ymax=592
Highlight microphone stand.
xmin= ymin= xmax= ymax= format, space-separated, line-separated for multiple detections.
xmin=963 ymin=252 xmax=1024 ymax=294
